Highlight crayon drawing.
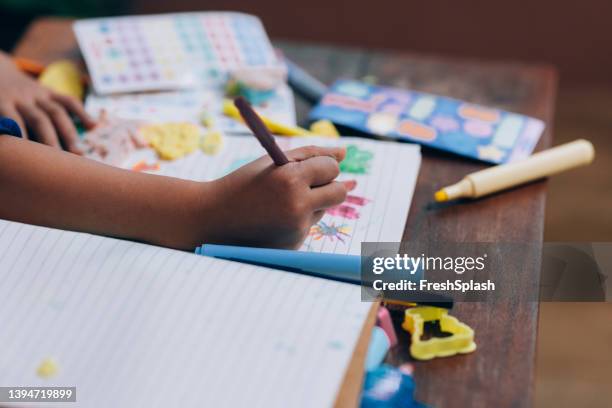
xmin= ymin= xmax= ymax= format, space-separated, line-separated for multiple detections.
xmin=326 ymin=194 xmax=371 ymax=220
xmin=309 ymin=221 xmax=351 ymax=243
xmin=339 ymin=145 xmax=373 ymax=174
xmin=326 ymin=205 xmax=360 ymax=220
xmin=131 ymin=160 xmax=160 ymax=172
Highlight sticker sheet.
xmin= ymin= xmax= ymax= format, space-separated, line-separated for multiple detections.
xmin=309 ymin=80 xmax=545 ymax=164
xmin=74 ymin=12 xmax=280 ymax=94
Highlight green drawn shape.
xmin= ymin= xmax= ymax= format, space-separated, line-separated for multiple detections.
xmin=339 ymin=144 xmax=374 ymax=174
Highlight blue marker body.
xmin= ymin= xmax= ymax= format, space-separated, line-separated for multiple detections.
xmin=195 ymin=244 xmax=362 ymax=284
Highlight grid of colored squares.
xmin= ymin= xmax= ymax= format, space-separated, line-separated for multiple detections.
xmin=74 ymin=12 xmax=280 ymax=94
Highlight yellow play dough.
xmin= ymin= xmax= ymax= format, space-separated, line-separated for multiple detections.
xmin=37 ymin=358 xmax=59 ymax=379
xmin=140 ymin=122 xmax=201 ymax=160
xmin=39 ymin=60 xmax=84 ymax=100
xmin=200 ymin=130 xmax=224 ymax=155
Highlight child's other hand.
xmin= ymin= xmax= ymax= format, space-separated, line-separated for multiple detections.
xmin=204 ymin=145 xmax=348 ymax=249
xmin=0 ymin=52 xmax=95 ymax=153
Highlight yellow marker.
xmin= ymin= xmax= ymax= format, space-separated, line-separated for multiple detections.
xmin=39 ymin=60 xmax=84 ymax=100
xmin=434 ymin=139 xmax=595 ymax=202
xmin=309 ymin=119 xmax=340 ymax=139
xmin=37 ymin=358 xmax=59 ymax=379
xmin=222 ymin=99 xmax=312 ymax=137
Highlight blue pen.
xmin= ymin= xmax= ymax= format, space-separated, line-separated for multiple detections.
xmin=195 ymin=244 xmax=362 ymax=284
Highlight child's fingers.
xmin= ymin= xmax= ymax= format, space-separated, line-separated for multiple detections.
xmin=309 ymin=181 xmax=348 ymax=211
xmin=311 ymin=209 xmax=326 ymax=225
xmin=0 ymin=104 xmax=28 ymax=139
xmin=37 ymin=99 xmax=83 ymax=154
xmin=16 ymin=103 xmax=61 ymax=148
xmin=286 ymin=145 xmax=346 ymax=162
xmin=342 ymin=179 xmax=357 ymax=192
xmin=52 ymin=92 xmax=96 ymax=129
xmin=299 ymin=155 xmax=341 ymax=187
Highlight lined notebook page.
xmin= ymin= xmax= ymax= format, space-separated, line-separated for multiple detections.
xmin=0 ymin=220 xmax=372 ymax=408
xmin=125 ymin=135 xmax=421 ymax=255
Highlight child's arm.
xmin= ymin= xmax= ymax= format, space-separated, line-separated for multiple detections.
xmin=0 ymin=136 xmax=346 ymax=250
xmin=0 ymin=51 xmax=96 ymax=152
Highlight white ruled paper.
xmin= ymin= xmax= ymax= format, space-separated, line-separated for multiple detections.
xmin=0 ymin=220 xmax=372 ymax=408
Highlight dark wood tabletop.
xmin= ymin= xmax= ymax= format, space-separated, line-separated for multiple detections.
xmin=13 ymin=18 xmax=556 ymax=407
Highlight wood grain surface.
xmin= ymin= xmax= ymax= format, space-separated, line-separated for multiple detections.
xmin=12 ymin=18 xmax=557 ymax=407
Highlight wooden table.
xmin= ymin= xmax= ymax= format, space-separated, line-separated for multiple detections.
xmin=13 ymin=18 xmax=557 ymax=407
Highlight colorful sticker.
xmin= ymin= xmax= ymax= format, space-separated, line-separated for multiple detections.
xmin=366 ymin=112 xmax=399 ymax=135
xmin=397 ymin=120 xmax=437 ymax=141
xmin=477 ymin=144 xmax=505 ymax=162
xmin=408 ymin=96 xmax=436 ymax=120
xmin=458 ymin=104 xmax=500 ymax=123
xmin=430 ymin=115 xmax=460 ymax=132
xmin=463 ymin=120 xmax=493 ymax=138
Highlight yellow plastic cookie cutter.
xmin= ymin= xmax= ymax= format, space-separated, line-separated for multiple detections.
xmin=402 ymin=306 xmax=476 ymax=360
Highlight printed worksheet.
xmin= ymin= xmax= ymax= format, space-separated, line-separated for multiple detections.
xmin=122 ymin=135 xmax=421 ymax=255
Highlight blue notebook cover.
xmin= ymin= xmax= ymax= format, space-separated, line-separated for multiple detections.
xmin=309 ymin=80 xmax=545 ymax=164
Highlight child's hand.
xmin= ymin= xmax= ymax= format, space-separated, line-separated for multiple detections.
xmin=0 ymin=52 xmax=95 ymax=153
xmin=202 ymin=145 xmax=348 ymax=249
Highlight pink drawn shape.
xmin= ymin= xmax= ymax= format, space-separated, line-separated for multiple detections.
xmin=345 ymin=195 xmax=370 ymax=206
xmin=327 ymin=205 xmax=360 ymax=220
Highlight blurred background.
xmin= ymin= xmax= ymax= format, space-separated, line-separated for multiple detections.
xmin=1 ymin=0 xmax=611 ymax=406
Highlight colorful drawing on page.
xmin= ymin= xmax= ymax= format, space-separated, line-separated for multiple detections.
xmin=339 ymin=145 xmax=373 ymax=174
xmin=309 ymin=221 xmax=351 ymax=243
xmin=326 ymin=205 xmax=360 ymax=220
xmin=326 ymin=194 xmax=371 ymax=220
xmin=131 ymin=160 xmax=160 ymax=172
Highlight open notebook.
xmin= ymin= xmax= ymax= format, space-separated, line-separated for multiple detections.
xmin=0 ymin=220 xmax=373 ymax=407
